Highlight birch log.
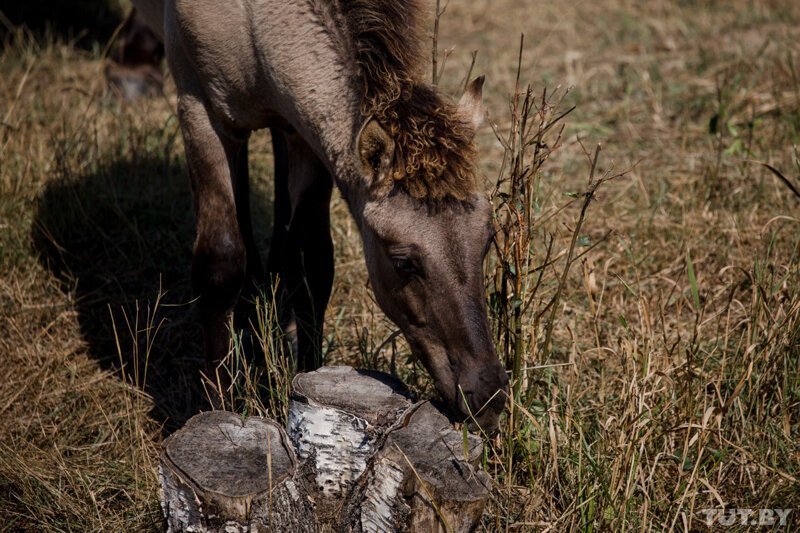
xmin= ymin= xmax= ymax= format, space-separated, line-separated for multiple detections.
xmin=159 ymin=411 xmax=314 ymax=532
xmin=286 ymin=366 xmax=415 ymax=500
xmin=345 ymin=401 xmax=491 ymax=532
xmin=160 ymin=367 xmax=492 ymax=532
xmin=287 ymin=366 xmax=491 ymax=532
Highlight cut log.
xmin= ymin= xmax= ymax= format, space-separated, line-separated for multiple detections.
xmin=346 ymin=401 xmax=491 ymax=533
xmin=160 ymin=367 xmax=492 ymax=532
xmin=286 ymin=366 xmax=414 ymax=500
xmin=286 ymin=366 xmax=491 ymax=532
xmin=159 ymin=411 xmax=314 ymax=532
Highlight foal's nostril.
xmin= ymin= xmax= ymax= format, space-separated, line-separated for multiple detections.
xmin=456 ymin=389 xmax=474 ymax=418
xmin=462 ymin=390 xmax=506 ymax=434
xmin=458 ymin=379 xmax=507 ymax=424
xmin=452 ymin=360 xmax=510 ymax=432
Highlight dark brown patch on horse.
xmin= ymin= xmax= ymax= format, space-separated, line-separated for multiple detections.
xmin=341 ymin=0 xmax=478 ymax=201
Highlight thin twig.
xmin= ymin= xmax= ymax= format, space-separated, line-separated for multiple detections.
xmin=542 ymin=145 xmax=625 ymax=355
xmin=463 ymin=50 xmax=478 ymax=93
xmin=431 ymin=0 xmax=450 ymax=86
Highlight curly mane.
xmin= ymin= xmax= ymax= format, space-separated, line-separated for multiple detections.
xmin=340 ymin=0 xmax=478 ymax=201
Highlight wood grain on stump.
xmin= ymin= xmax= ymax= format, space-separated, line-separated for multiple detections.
xmin=159 ymin=411 xmax=314 ymax=532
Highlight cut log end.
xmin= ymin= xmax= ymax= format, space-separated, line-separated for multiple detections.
xmin=292 ymin=366 xmax=414 ymax=426
xmin=159 ymin=411 xmax=314 ymax=532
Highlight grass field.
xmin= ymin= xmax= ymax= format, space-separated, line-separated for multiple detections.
xmin=1 ymin=0 xmax=799 ymax=530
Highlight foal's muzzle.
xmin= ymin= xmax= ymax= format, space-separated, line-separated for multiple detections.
xmin=455 ymin=363 xmax=509 ymax=433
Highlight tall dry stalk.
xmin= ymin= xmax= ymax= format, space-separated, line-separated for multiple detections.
xmin=484 ymin=34 xmax=632 ymax=528
xmin=208 ymin=284 xmax=294 ymax=424
xmin=488 ymin=37 xmax=573 ymax=399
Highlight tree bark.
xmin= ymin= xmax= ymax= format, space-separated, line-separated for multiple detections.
xmin=287 ymin=366 xmax=491 ymax=532
xmin=287 ymin=366 xmax=415 ymax=499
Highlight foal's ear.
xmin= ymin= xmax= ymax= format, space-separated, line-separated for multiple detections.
xmin=458 ymin=75 xmax=486 ymax=132
xmin=357 ymin=119 xmax=395 ymax=185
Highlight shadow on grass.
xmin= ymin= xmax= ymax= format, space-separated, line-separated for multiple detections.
xmin=32 ymin=154 xmax=273 ymax=433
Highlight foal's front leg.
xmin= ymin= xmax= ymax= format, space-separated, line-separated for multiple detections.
xmin=178 ymin=93 xmax=248 ymax=392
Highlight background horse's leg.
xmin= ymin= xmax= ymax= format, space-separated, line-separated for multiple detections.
xmin=266 ymin=130 xmax=301 ymax=360
xmin=231 ymin=140 xmax=265 ymax=334
xmin=267 ymin=130 xmax=333 ymax=372
xmin=177 ymin=92 xmax=249 ymax=393
xmin=266 ymin=129 xmax=291 ymax=311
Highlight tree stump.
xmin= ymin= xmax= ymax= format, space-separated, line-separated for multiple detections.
xmin=287 ymin=366 xmax=491 ymax=532
xmin=159 ymin=411 xmax=314 ymax=532
xmin=159 ymin=367 xmax=492 ymax=532
xmin=287 ymin=366 xmax=414 ymax=500
xmin=345 ymin=401 xmax=490 ymax=532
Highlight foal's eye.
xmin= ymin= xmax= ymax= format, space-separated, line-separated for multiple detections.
xmin=391 ymin=256 xmax=418 ymax=275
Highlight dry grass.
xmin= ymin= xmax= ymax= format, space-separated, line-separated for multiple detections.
xmin=1 ymin=0 xmax=799 ymax=531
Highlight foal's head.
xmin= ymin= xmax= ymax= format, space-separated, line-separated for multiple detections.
xmin=354 ymin=77 xmax=508 ymax=432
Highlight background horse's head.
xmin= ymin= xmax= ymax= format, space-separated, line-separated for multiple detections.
xmin=354 ymin=77 xmax=509 ymax=432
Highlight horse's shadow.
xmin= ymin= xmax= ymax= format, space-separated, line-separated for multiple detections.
xmin=32 ymin=154 xmax=273 ymax=434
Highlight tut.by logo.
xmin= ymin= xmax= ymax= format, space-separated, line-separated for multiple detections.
xmin=698 ymin=508 xmax=792 ymax=527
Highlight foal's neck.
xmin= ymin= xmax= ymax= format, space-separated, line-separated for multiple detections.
xmin=250 ymin=1 xmax=365 ymax=202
